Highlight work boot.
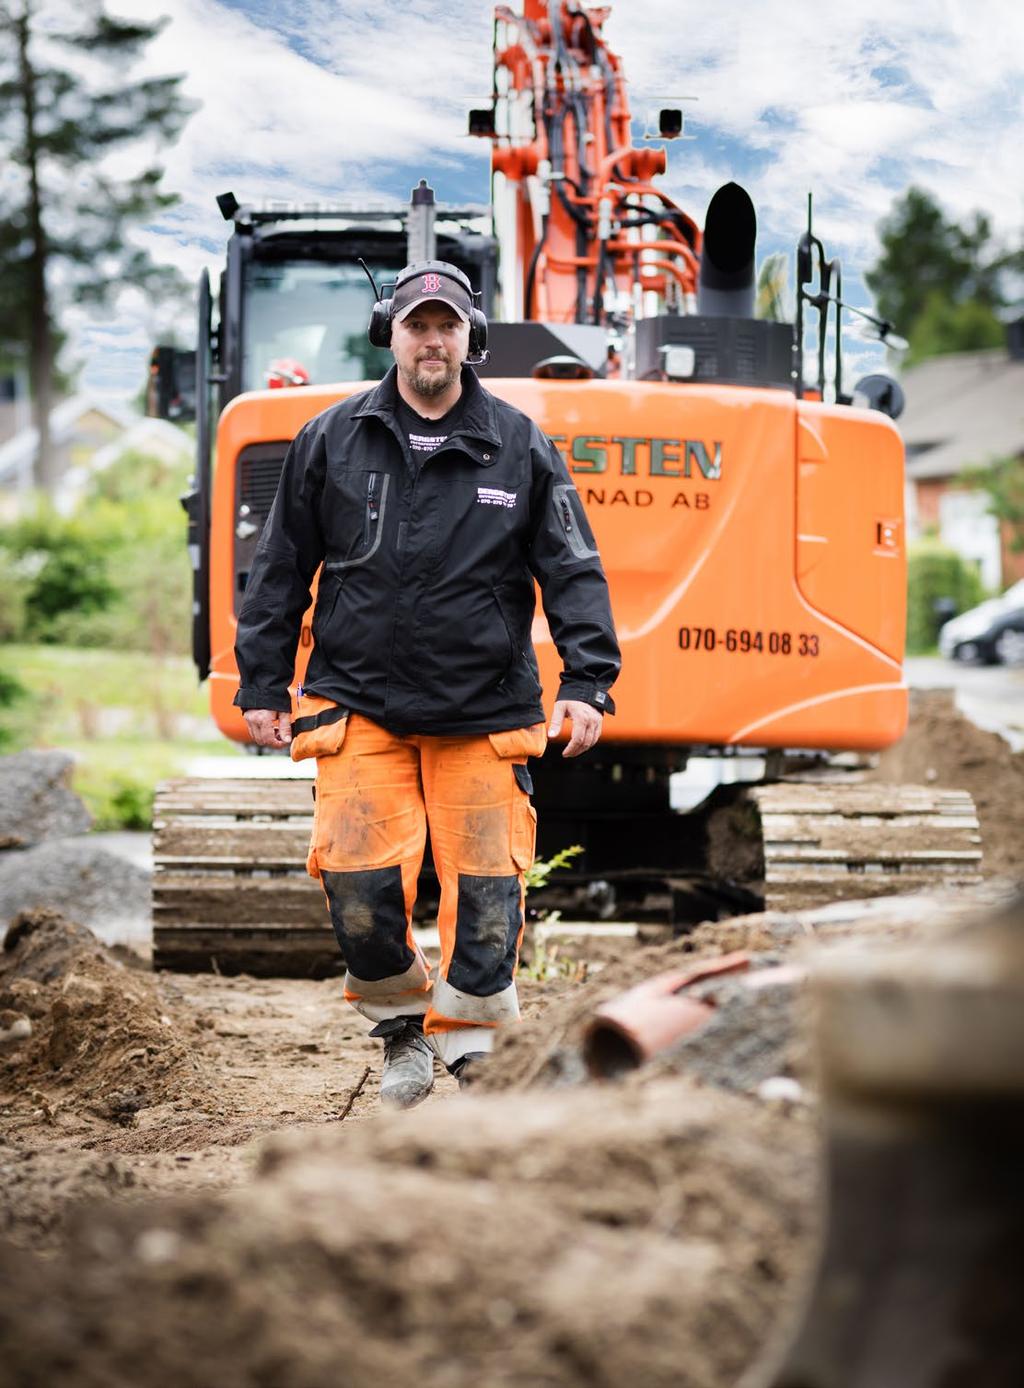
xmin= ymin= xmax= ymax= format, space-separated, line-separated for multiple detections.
xmin=448 ymin=1051 xmax=490 ymax=1091
xmin=370 ymin=1016 xmax=434 ymax=1109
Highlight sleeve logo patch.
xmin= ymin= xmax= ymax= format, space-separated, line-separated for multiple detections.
xmin=477 ymin=486 xmax=517 ymax=509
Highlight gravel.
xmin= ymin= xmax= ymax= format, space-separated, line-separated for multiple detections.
xmin=0 ymin=839 xmax=150 ymax=944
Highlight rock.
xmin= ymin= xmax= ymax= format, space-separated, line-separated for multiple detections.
xmin=757 ymin=1075 xmax=806 ymax=1106
xmin=60 ymin=973 xmax=105 ymax=1007
xmin=0 ymin=1014 xmax=32 ymax=1047
xmin=0 ymin=840 xmax=150 ymax=936
xmin=0 ymin=751 xmax=92 ymax=850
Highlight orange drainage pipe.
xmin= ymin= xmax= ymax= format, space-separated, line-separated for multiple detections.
xmin=583 ymin=951 xmax=752 ymax=1078
xmin=584 ymin=956 xmax=808 ymax=1078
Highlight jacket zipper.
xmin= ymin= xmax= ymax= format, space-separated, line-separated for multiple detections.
xmin=325 ymin=473 xmax=390 ymax=571
xmin=493 ymin=588 xmax=517 ymax=670
xmin=554 ymin=484 xmax=600 ymax=561
xmin=362 ymin=472 xmax=381 ymax=549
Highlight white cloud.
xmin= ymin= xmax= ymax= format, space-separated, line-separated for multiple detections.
xmin=29 ymin=0 xmax=1022 ymax=398
xmin=612 ymin=0 xmax=1024 ymax=241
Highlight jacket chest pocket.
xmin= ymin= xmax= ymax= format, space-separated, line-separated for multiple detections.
xmin=324 ymin=470 xmax=390 ymax=570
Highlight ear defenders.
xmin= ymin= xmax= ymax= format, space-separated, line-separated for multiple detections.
xmin=367 ymin=260 xmax=489 ymax=363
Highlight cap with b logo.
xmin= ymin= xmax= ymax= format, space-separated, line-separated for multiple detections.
xmin=392 ymin=266 xmax=472 ymax=324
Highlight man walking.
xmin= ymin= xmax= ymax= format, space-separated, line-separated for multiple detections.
xmin=235 ymin=261 xmax=620 ymax=1106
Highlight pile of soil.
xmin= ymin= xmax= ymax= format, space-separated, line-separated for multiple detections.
xmin=0 ymin=908 xmax=214 ymax=1127
xmin=869 ymin=689 xmax=1024 ymax=879
xmin=0 ymin=1077 xmax=817 ymax=1388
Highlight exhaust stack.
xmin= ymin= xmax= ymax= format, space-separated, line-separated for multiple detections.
xmin=698 ymin=182 xmax=757 ymax=319
xmin=407 ymin=179 xmax=436 ymax=265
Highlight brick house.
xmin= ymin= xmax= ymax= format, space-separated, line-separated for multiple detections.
xmin=900 ymin=327 xmax=1024 ymax=591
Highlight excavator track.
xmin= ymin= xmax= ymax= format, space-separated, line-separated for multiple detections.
xmin=152 ymin=777 xmax=331 ymax=977
xmin=152 ymin=776 xmax=983 ymax=974
xmin=751 ymin=781 xmax=983 ymax=913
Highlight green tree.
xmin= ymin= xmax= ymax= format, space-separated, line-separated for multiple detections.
xmin=865 ymin=187 xmax=1013 ymax=364
xmin=0 ymin=449 xmax=193 ymax=654
xmin=905 ymin=293 xmax=1005 ymax=366
xmin=0 ymin=2 xmax=195 ymax=489
xmin=906 ymin=538 xmax=986 ymax=653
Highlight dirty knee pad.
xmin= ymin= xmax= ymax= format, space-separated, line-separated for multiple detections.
xmin=447 ymin=874 xmax=521 ymax=997
xmin=320 ymin=866 xmax=414 ymax=980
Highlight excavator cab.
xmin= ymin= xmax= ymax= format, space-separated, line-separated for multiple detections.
xmin=156 ymin=196 xmax=497 ymax=684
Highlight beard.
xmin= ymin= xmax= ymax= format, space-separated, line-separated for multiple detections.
xmin=402 ymin=352 xmax=461 ymax=398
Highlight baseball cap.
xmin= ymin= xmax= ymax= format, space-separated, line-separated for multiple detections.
xmin=392 ymin=266 xmax=472 ymax=323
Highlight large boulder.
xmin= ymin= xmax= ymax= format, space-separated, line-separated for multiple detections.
xmin=0 ymin=751 xmax=92 ymax=849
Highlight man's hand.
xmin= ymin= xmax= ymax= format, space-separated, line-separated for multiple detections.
xmin=548 ymin=699 xmax=602 ymax=758
xmin=243 ymin=709 xmax=293 ymax=748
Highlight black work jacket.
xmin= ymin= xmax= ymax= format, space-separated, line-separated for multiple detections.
xmin=233 ymin=364 xmax=620 ymax=735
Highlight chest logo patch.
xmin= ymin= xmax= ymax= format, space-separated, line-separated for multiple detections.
xmin=477 ymin=486 xmax=517 ymax=510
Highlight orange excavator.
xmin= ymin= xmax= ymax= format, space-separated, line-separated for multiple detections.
xmin=149 ymin=0 xmax=979 ymax=974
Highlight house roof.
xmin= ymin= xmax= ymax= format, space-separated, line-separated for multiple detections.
xmin=86 ymin=417 xmax=192 ymax=473
xmin=0 ymin=395 xmax=136 ymax=487
xmin=900 ymin=348 xmax=1024 ymax=481
xmin=51 ymin=416 xmax=192 ymax=515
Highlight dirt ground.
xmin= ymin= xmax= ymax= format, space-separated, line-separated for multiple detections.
xmin=0 ymin=906 xmax=820 ymax=1388
xmin=0 ymin=689 xmax=1019 ymax=1387
xmin=869 ymin=688 xmax=1024 ymax=878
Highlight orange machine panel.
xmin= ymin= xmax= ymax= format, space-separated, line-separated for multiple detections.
xmin=208 ymin=379 xmax=907 ymax=753
xmin=208 ymin=384 xmax=361 ymax=745
xmin=795 ymin=405 xmax=906 ymax=663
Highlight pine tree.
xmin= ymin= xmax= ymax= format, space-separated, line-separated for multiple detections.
xmin=865 ymin=187 xmax=1011 ymax=364
xmin=0 ymin=2 xmax=195 ymax=489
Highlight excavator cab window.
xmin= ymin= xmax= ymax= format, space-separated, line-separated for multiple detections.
xmin=242 ymin=258 xmax=393 ymax=391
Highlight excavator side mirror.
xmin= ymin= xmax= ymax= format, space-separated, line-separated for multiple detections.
xmin=853 ymin=373 xmax=905 ymax=420
xmin=146 ymin=346 xmax=197 ymax=422
xmin=658 ymin=108 xmax=683 ymax=138
xmin=532 ymin=355 xmax=594 ymax=380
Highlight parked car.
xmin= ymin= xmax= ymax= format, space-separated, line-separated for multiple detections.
xmin=939 ymin=579 xmax=1024 ymax=664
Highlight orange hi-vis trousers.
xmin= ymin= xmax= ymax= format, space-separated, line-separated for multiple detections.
xmin=291 ymin=700 xmax=545 ymax=1068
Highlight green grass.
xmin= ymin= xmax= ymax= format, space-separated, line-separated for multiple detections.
xmin=3 ymin=644 xmax=245 ymax=829
xmin=67 ymin=738 xmax=242 ymax=830
xmin=7 ymin=644 xmax=210 ymax=723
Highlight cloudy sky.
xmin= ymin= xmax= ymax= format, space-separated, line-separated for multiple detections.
xmin=55 ymin=0 xmax=1024 ymax=399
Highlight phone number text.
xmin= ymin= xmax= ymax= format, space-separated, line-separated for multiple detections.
xmin=677 ymin=627 xmax=820 ymax=656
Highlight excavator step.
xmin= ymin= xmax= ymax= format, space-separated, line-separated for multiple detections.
xmin=751 ymin=783 xmax=983 ymax=914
